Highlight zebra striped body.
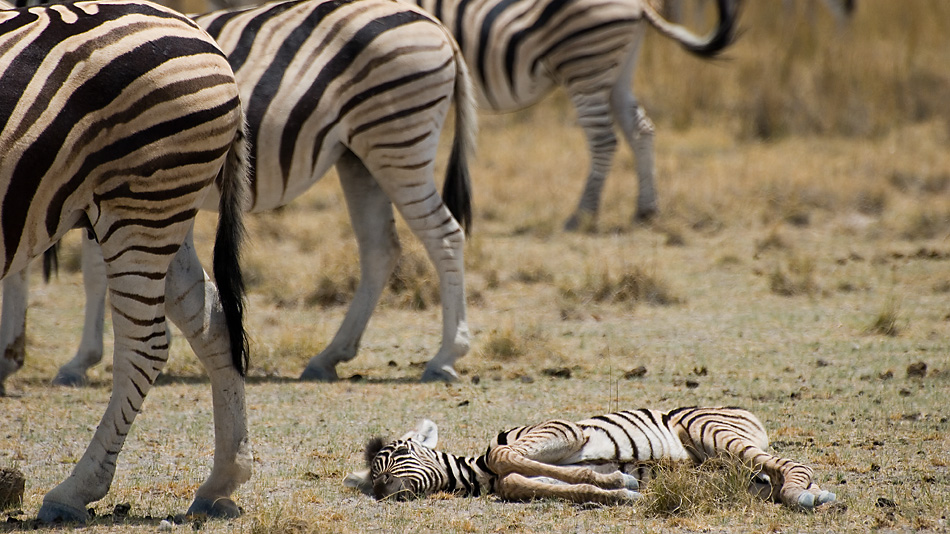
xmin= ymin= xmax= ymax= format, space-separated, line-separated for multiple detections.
xmin=410 ymin=0 xmax=738 ymax=228
xmin=0 ymin=0 xmax=252 ymax=523
xmin=347 ymin=407 xmax=836 ymax=511
xmin=0 ymin=0 xmax=477 ymax=387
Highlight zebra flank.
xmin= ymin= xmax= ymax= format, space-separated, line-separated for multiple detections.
xmin=355 ymin=406 xmax=836 ymax=511
xmin=0 ymin=1 xmax=253 ymax=522
xmin=409 ymin=0 xmax=738 ymax=226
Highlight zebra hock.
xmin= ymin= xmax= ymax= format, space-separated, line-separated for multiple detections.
xmin=410 ymin=0 xmax=739 ymax=229
xmin=0 ymin=0 xmax=477 ymax=386
xmin=0 ymin=0 xmax=252 ymax=523
xmin=346 ymin=407 xmax=836 ymax=511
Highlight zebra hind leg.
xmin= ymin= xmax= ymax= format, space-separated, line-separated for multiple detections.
xmin=38 ymin=249 xmax=174 ymax=523
xmin=165 ymin=233 xmax=252 ymax=518
xmin=563 ymin=88 xmax=619 ymax=232
xmin=300 ymin=152 xmax=402 ymax=382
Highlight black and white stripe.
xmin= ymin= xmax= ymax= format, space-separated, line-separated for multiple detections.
xmin=0 ymin=0 xmax=477 ymax=387
xmin=410 ymin=0 xmax=738 ymax=228
xmin=0 ymin=0 xmax=252 ymax=523
xmin=349 ymin=406 xmax=836 ymax=510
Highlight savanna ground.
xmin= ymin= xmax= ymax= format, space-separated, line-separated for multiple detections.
xmin=2 ymin=1 xmax=949 ymax=532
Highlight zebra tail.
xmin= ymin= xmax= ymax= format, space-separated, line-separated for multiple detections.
xmin=641 ymin=0 xmax=739 ymax=58
xmin=441 ymin=38 xmax=477 ymax=235
xmin=212 ymin=121 xmax=251 ymax=376
xmin=42 ymin=242 xmax=59 ymax=283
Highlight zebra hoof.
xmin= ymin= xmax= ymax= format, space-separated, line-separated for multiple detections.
xmin=818 ymin=491 xmax=836 ymax=505
xmin=621 ymin=489 xmax=642 ymax=503
xmin=299 ymin=364 xmax=339 ymax=382
xmin=797 ymin=492 xmax=817 ymax=511
xmin=420 ymin=365 xmax=459 ymax=383
xmin=52 ymin=370 xmax=87 ymax=387
xmin=621 ymin=473 xmax=639 ymax=491
xmin=633 ymin=207 xmax=658 ymax=224
xmin=186 ymin=496 xmax=241 ymax=519
xmin=38 ymin=500 xmax=89 ymax=524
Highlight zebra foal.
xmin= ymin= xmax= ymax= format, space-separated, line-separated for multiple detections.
xmin=0 ymin=0 xmax=477 ymax=386
xmin=411 ymin=0 xmax=739 ymax=229
xmin=0 ymin=0 xmax=252 ymax=523
xmin=346 ymin=407 xmax=836 ymax=511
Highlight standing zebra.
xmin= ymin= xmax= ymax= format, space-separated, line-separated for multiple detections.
xmin=346 ymin=407 xmax=837 ymax=510
xmin=0 ymin=0 xmax=251 ymax=523
xmin=411 ymin=0 xmax=738 ymax=229
xmin=0 ymin=0 xmax=477 ymax=387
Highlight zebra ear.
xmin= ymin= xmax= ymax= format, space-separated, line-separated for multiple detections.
xmin=401 ymin=419 xmax=439 ymax=448
xmin=343 ymin=469 xmax=373 ymax=496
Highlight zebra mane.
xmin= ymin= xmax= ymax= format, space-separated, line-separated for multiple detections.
xmin=365 ymin=437 xmax=386 ymax=467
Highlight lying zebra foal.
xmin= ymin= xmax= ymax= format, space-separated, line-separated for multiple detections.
xmin=345 ymin=407 xmax=836 ymax=511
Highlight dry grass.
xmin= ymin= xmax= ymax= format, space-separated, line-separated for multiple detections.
xmin=3 ymin=1 xmax=950 ymax=532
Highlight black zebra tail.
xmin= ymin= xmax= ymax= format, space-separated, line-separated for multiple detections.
xmin=643 ymin=0 xmax=740 ymax=58
xmin=212 ymin=122 xmax=251 ymax=376
xmin=42 ymin=242 xmax=59 ymax=283
xmin=441 ymin=46 xmax=477 ymax=235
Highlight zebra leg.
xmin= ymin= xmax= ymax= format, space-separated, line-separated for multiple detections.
xmin=300 ymin=152 xmax=402 ymax=382
xmin=38 ymin=252 xmax=174 ymax=523
xmin=563 ymin=88 xmax=619 ymax=232
xmin=496 ymin=472 xmax=640 ymax=505
xmin=487 ymin=423 xmax=639 ymax=493
xmin=610 ymin=24 xmax=657 ymax=223
xmin=53 ymin=233 xmax=107 ymax=387
xmin=0 ymin=269 xmax=28 ymax=396
xmin=374 ymin=171 xmax=469 ymax=382
xmin=165 ymin=232 xmax=252 ymax=518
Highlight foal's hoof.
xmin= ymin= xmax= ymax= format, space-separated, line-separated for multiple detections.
xmin=186 ymin=497 xmax=241 ymax=519
xmin=620 ymin=473 xmax=639 ymax=491
xmin=38 ymin=501 xmax=89 ymax=524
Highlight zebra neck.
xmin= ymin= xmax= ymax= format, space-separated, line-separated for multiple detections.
xmin=438 ymin=453 xmax=497 ymax=497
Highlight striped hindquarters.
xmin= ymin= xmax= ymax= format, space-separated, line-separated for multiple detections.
xmin=0 ymin=0 xmax=242 ymax=278
xmin=193 ymin=0 xmax=464 ymax=213
xmin=665 ymin=406 xmax=770 ymax=462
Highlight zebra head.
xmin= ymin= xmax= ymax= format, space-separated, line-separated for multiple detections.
xmin=345 ymin=420 xmax=446 ymax=500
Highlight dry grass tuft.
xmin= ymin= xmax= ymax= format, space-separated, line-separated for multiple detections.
xmin=640 ymin=459 xmax=758 ymax=518
xmin=560 ymin=266 xmax=681 ymax=308
xmin=478 ymin=324 xmax=550 ymax=362
xmin=768 ymin=255 xmax=819 ymax=297
xmin=385 ymin=246 xmax=438 ymax=310
xmin=865 ymin=297 xmax=902 ymax=337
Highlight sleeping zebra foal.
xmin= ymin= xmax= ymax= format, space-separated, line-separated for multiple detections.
xmin=0 ymin=0 xmax=252 ymax=523
xmin=346 ymin=407 xmax=837 ymax=511
xmin=0 ymin=0 xmax=477 ymax=387
xmin=410 ymin=0 xmax=739 ymax=229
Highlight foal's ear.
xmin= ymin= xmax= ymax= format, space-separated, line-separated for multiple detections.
xmin=343 ymin=469 xmax=373 ymax=496
xmin=400 ymin=419 xmax=439 ymax=448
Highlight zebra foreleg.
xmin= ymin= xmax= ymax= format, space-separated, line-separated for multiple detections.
xmin=0 ymin=270 xmax=28 ymax=396
xmin=301 ymin=152 xmax=402 ymax=382
xmin=496 ymin=472 xmax=640 ymax=504
xmin=53 ymin=233 xmax=108 ymax=387
xmin=165 ymin=234 xmax=252 ymax=518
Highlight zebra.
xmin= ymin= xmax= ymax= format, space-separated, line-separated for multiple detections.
xmin=0 ymin=0 xmax=477 ymax=387
xmin=0 ymin=0 xmax=252 ymax=523
xmin=345 ymin=407 xmax=837 ymax=511
xmin=408 ymin=0 xmax=739 ymax=229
